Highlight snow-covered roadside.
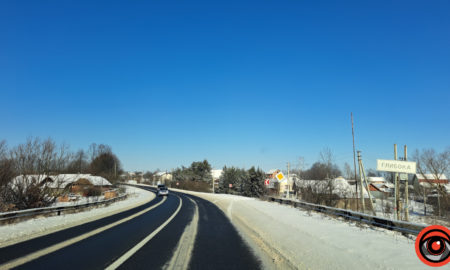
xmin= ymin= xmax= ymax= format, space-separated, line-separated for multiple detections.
xmin=168 ymin=187 xmax=428 ymax=270
xmin=0 ymin=186 xmax=154 ymax=248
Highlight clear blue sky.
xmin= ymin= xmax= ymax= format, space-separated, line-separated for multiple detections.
xmin=1 ymin=1 xmax=449 ymax=172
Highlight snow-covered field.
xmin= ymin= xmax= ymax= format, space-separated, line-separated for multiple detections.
xmin=0 ymin=186 xmax=154 ymax=248
xmin=170 ymin=188 xmax=429 ymax=270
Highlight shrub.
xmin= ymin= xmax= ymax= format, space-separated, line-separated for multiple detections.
xmin=170 ymin=180 xmax=211 ymax=193
xmin=85 ymin=186 xmax=102 ymax=197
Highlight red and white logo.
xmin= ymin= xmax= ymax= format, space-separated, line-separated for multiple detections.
xmin=264 ymin=179 xmax=270 ymax=185
xmin=415 ymin=225 xmax=450 ymax=267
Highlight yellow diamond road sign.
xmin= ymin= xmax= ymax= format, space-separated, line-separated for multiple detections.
xmin=275 ymin=172 xmax=286 ymax=182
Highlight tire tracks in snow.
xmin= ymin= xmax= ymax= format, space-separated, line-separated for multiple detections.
xmin=164 ymin=197 xmax=199 ymax=270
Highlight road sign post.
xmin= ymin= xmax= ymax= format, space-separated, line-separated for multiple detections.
xmin=275 ymin=172 xmax=286 ymax=197
xmin=377 ymin=150 xmax=416 ymax=221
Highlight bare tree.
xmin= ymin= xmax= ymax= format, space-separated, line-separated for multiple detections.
xmin=66 ymin=149 xmax=89 ymax=173
xmin=344 ymin=162 xmax=353 ymax=180
xmin=88 ymin=143 xmax=112 ymax=162
xmin=319 ymin=147 xmax=334 ymax=168
xmin=6 ymin=137 xmax=71 ymax=209
xmin=413 ymin=148 xmax=450 ymax=217
xmin=0 ymin=141 xmax=15 ymax=211
xmin=1 ymin=138 xmax=124 ymax=210
xmin=296 ymin=156 xmax=306 ymax=179
xmin=0 ymin=141 xmax=13 ymax=186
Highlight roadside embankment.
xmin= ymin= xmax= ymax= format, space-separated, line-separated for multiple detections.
xmin=169 ymin=188 xmax=425 ymax=270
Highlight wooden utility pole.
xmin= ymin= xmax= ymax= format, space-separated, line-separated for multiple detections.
xmin=351 ymin=113 xmax=359 ymax=211
xmin=394 ymin=144 xmax=400 ymax=220
xmin=287 ymin=162 xmax=290 ymax=199
xmin=357 ymin=151 xmax=365 ymax=212
xmin=358 ymin=151 xmax=376 ymax=215
xmin=404 ymin=145 xmax=409 ymax=221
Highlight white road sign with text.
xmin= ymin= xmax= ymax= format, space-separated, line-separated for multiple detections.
xmin=376 ymin=159 xmax=416 ymax=174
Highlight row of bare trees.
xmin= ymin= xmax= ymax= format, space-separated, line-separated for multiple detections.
xmin=0 ymin=137 xmax=123 ymax=211
xmin=412 ymin=148 xmax=450 ymax=218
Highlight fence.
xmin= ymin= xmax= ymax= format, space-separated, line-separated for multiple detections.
xmin=266 ymin=197 xmax=427 ymax=235
xmin=0 ymin=194 xmax=128 ymax=224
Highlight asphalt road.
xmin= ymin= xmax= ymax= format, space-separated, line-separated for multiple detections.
xmin=0 ymin=186 xmax=261 ymax=270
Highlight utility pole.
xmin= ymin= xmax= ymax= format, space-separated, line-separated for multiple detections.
xmin=394 ymin=144 xmax=400 ymax=220
xmin=358 ymin=151 xmax=376 ymax=216
xmin=351 ymin=112 xmax=359 ymax=211
xmin=357 ymin=151 xmax=365 ymax=212
xmin=358 ymin=151 xmax=377 ymax=216
xmin=287 ymin=162 xmax=290 ymax=199
xmin=404 ymin=145 xmax=409 ymax=221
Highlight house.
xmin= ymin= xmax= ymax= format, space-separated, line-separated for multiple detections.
xmin=211 ymin=169 xmax=223 ymax=189
xmin=412 ymin=173 xmax=449 ymax=193
xmin=265 ymin=169 xmax=280 ymax=179
xmin=265 ymin=169 xmax=295 ymax=196
xmin=155 ymin=171 xmax=173 ymax=184
xmin=11 ymin=174 xmax=112 ymax=195
xmin=295 ymin=177 xmax=369 ymax=199
xmin=366 ymin=177 xmax=393 ymax=199
xmin=281 ymin=173 xmax=298 ymax=196
xmin=211 ymin=169 xmax=223 ymax=180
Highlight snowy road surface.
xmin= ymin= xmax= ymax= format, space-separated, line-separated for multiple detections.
xmin=0 ymin=186 xmax=154 ymax=247
xmin=0 ymin=187 xmax=260 ymax=269
xmin=171 ymin=188 xmax=430 ymax=270
xmin=0 ymin=184 xmax=433 ymax=269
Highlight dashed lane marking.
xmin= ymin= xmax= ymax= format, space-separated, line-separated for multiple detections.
xmin=106 ymin=195 xmax=183 ymax=270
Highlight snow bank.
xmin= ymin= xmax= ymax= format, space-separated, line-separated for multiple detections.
xmin=170 ymin=187 xmax=427 ymax=269
xmin=0 ymin=186 xmax=154 ymax=247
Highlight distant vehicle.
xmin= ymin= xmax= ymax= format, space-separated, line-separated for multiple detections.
xmin=157 ymin=187 xmax=169 ymax=196
xmin=157 ymin=184 xmax=166 ymax=190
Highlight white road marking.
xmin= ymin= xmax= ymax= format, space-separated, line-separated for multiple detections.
xmin=164 ymin=197 xmax=199 ymax=270
xmin=0 ymin=196 xmax=167 ymax=270
xmin=106 ymin=195 xmax=183 ymax=270
xmin=227 ymin=199 xmax=234 ymax=221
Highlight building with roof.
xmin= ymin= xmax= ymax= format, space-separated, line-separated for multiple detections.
xmin=210 ymin=169 xmax=223 ymax=191
xmin=11 ymin=174 xmax=112 ymax=195
xmin=412 ymin=173 xmax=449 ymax=193
xmin=155 ymin=171 xmax=173 ymax=184
xmin=366 ymin=177 xmax=393 ymax=199
xmin=295 ymin=177 xmax=369 ymax=199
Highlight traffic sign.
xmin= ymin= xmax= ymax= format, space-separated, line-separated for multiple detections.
xmin=377 ymin=159 xmax=416 ymax=174
xmin=275 ymin=172 xmax=286 ymax=182
xmin=229 ymin=184 xmax=233 ymax=188
xmin=264 ymin=179 xmax=270 ymax=185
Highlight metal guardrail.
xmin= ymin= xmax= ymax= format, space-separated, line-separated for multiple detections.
xmin=0 ymin=194 xmax=128 ymax=224
xmin=266 ymin=197 xmax=427 ymax=235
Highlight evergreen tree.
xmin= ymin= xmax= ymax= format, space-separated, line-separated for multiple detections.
xmin=218 ymin=166 xmax=246 ymax=194
xmin=189 ymin=160 xmax=212 ymax=182
xmin=246 ymin=167 xmax=266 ymax=197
